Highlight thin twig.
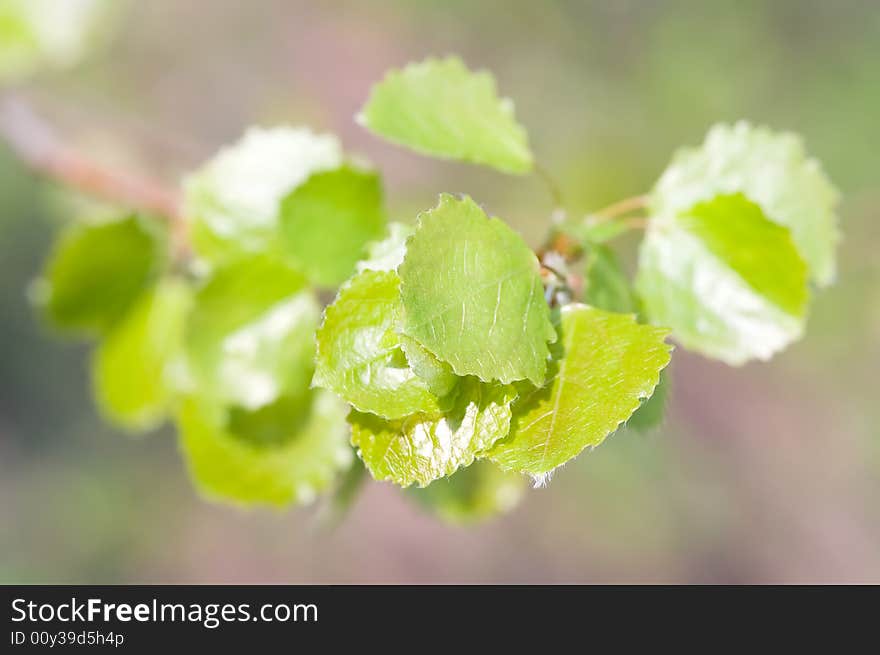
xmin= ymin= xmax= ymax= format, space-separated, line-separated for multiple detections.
xmin=533 ymin=161 xmax=565 ymax=210
xmin=0 ymin=92 xmax=183 ymax=222
xmin=620 ymin=216 xmax=648 ymax=230
xmin=589 ymin=194 xmax=648 ymax=221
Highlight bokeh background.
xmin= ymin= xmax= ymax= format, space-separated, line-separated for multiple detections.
xmin=2 ymin=0 xmax=879 ymax=583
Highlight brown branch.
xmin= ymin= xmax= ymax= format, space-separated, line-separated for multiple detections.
xmin=0 ymin=92 xmax=184 ymax=224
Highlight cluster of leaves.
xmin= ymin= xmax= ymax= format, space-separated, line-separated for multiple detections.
xmin=29 ymin=55 xmax=838 ymax=523
xmin=318 ymin=192 xmax=671 ymax=491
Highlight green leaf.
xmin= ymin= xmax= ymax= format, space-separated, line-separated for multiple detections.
xmin=313 ymin=270 xmax=445 ymax=419
xmin=183 ymin=126 xmax=342 ymax=263
xmin=0 ymin=0 xmax=116 ymax=81
xmin=350 ymin=377 xmax=516 ymax=488
xmin=92 ymin=278 xmax=191 ymax=433
xmin=184 ymin=255 xmax=319 ymax=410
xmin=399 ymin=194 xmax=556 ymax=386
xmin=410 ymin=460 xmax=525 ymax=524
xmin=356 ymin=222 xmax=413 ymax=273
xmin=177 ymin=390 xmax=352 ymax=508
xmin=651 ymin=121 xmax=839 ymax=286
xmin=489 ymin=304 xmax=672 ymax=481
xmin=625 ymin=370 xmax=669 ymax=432
xmin=358 ymin=56 xmax=533 ymax=174
xmin=225 ymin=393 xmax=313 ymax=448
xmin=399 ymin=335 xmax=457 ymax=398
xmin=37 ymin=214 xmax=166 ymax=337
xmin=583 ymin=245 xmax=638 ymax=314
xmin=280 ymin=165 xmax=386 ymax=287
xmin=637 ymin=193 xmax=809 ymax=365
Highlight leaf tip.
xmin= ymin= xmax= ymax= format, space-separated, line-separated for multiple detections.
xmin=530 ymin=471 xmax=554 ymax=488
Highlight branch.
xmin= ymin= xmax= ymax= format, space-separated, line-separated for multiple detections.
xmin=0 ymin=92 xmax=183 ymax=222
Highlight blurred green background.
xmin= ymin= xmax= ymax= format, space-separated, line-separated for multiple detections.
xmin=2 ymin=0 xmax=879 ymax=583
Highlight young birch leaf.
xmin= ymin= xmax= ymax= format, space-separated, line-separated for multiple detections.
xmin=410 ymin=460 xmax=525 ymax=524
xmin=313 ymin=270 xmax=444 ymax=419
xmin=225 ymin=393 xmax=313 ymax=448
xmin=583 ymin=245 xmax=638 ymax=315
xmin=37 ymin=214 xmax=165 ymax=337
xmin=356 ymin=222 xmax=413 ymax=273
xmin=183 ymin=126 xmax=342 ymax=263
xmin=350 ymin=377 xmax=516 ymax=488
xmin=399 ymin=335 xmax=457 ymax=398
xmin=625 ymin=370 xmax=670 ymax=432
xmin=184 ymin=255 xmax=319 ymax=410
xmin=637 ymin=193 xmax=808 ymax=365
xmin=358 ymin=56 xmax=534 ymax=174
xmin=651 ymin=122 xmax=839 ymax=286
xmin=92 ymin=278 xmax=191 ymax=433
xmin=350 ymin=223 xmax=459 ymax=397
xmin=280 ymin=165 xmax=386 ymax=287
xmin=399 ymin=194 xmax=556 ymax=386
xmin=489 ymin=304 xmax=672 ymax=481
xmin=177 ymin=390 xmax=352 ymax=508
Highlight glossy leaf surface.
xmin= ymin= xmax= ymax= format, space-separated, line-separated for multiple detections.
xmin=489 ymin=304 xmax=672 ymax=479
xmin=350 ymin=378 xmax=516 ymax=487
xmin=399 ymin=194 xmax=555 ymax=385
xmin=637 ymin=194 xmax=808 ymax=364
xmin=359 ymin=56 xmax=533 ymax=174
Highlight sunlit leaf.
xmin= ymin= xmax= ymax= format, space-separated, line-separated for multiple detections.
xmin=183 ymin=126 xmax=342 ymax=263
xmin=651 ymin=121 xmax=839 ymax=286
xmin=399 ymin=194 xmax=556 ymax=385
xmin=313 ymin=270 xmax=445 ymax=419
xmin=489 ymin=304 xmax=671 ymax=480
xmin=637 ymin=193 xmax=808 ymax=364
xmin=36 ymin=214 xmax=165 ymax=337
xmin=410 ymin=460 xmax=525 ymax=524
xmin=280 ymin=165 xmax=385 ymax=287
xmin=184 ymin=255 xmax=319 ymax=410
xmin=225 ymin=393 xmax=313 ymax=448
xmin=359 ymin=56 xmax=533 ymax=174
xmin=92 ymin=277 xmax=191 ymax=433
xmin=177 ymin=390 xmax=352 ymax=508
xmin=350 ymin=377 xmax=516 ymax=488
xmin=625 ymin=370 xmax=670 ymax=432
xmin=356 ymin=222 xmax=413 ymax=273
xmin=399 ymin=335 xmax=457 ymax=398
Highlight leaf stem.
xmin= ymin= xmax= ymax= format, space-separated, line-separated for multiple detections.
xmin=589 ymin=194 xmax=649 ymax=221
xmin=533 ymin=161 xmax=565 ymax=210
